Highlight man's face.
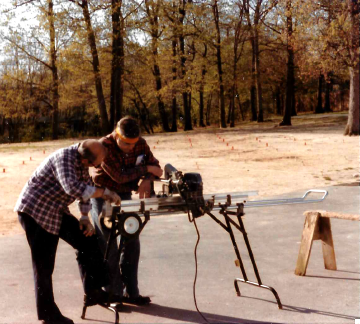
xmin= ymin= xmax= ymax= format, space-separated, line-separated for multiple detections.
xmin=116 ymin=135 xmax=138 ymax=153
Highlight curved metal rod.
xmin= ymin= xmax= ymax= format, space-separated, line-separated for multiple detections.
xmin=81 ymin=304 xmax=119 ymax=324
xmin=107 ymin=306 xmax=120 ymax=324
xmin=234 ymin=278 xmax=283 ymax=309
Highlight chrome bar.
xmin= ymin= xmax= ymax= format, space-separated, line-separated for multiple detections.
xmin=213 ymin=189 xmax=328 ymax=211
xmin=203 ymin=191 xmax=258 ymax=200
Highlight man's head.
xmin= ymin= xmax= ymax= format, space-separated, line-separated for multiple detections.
xmin=115 ymin=116 xmax=140 ymax=153
xmin=78 ymin=140 xmax=107 ymax=168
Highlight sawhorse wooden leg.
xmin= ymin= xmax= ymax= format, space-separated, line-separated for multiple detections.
xmin=295 ymin=211 xmax=337 ymax=276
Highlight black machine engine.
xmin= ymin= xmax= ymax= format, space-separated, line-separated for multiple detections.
xmin=163 ymin=164 xmax=209 ymax=219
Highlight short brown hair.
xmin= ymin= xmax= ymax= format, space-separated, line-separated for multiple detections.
xmin=116 ymin=116 xmax=140 ymax=139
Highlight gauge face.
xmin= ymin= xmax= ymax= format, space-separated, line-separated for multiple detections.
xmin=124 ymin=216 xmax=140 ymax=235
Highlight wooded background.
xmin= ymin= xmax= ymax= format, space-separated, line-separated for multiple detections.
xmin=0 ymin=0 xmax=358 ymax=143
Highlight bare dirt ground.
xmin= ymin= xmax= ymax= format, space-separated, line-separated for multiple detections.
xmin=0 ymin=113 xmax=358 ymax=236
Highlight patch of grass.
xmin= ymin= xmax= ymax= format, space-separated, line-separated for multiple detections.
xmin=323 ymin=176 xmax=332 ymax=181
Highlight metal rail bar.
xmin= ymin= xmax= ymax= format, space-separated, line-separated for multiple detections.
xmin=213 ymin=189 xmax=328 ymax=211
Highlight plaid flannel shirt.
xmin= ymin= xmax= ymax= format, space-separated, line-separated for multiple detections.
xmin=91 ymin=132 xmax=160 ymax=193
xmin=14 ymin=144 xmax=96 ymax=235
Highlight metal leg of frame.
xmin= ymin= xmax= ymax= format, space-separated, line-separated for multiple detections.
xmin=100 ymin=304 xmax=120 ymax=324
xmin=81 ymin=304 xmax=120 ymax=324
xmin=81 ymin=305 xmax=87 ymax=319
xmin=225 ymin=210 xmax=283 ymax=309
xmin=81 ymin=220 xmax=121 ymax=323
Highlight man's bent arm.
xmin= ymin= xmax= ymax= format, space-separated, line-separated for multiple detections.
xmin=78 ymin=187 xmax=105 ymax=216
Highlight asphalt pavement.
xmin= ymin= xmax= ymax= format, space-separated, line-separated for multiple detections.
xmin=1 ymin=185 xmax=359 ymax=324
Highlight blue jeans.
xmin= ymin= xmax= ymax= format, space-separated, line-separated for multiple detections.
xmin=91 ymin=194 xmax=140 ymax=298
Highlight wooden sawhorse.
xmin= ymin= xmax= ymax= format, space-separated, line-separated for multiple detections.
xmin=295 ymin=210 xmax=360 ymax=276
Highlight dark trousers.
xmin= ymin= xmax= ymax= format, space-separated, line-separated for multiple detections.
xmin=18 ymin=212 xmax=108 ymax=321
xmin=91 ymin=195 xmax=140 ymax=298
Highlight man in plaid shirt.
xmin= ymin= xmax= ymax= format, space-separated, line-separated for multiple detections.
xmin=91 ymin=116 xmax=163 ymax=306
xmin=15 ymin=140 xmax=121 ymax=324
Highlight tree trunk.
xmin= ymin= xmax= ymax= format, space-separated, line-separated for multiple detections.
xmin=213 ymin=0 xmax=226 ymax=128
xmin=316 ymin=74 xmax=324 ymax=114
xmin=81 ymin=0 xmax=110 ymax=134
xmin=199 ymin=90 xmax=205 ymax=127
xmin=175 ymin=2 xmax=192 ymax=131
xmin=244 ymin=0 xmax=257 ymax=122
xmin=145 ymin=0 xmax=170 ymax=132
xmin=276 ymin=86 xmax=282 ymax=115
xmin=227 ymin=94 xmax=232 ymax=124
xmin=230 ymin=87 xmax=235 ymax=127
xmin=48 ymin=0 xmax=59 ymax=139
xmin=249 ymin=29 xmax=258 ymax=121
xmin=230 ymin=5 xmax=245 ymax=127
xmin=0 ymin=115 xmax=4 ymax=136
xmin=291 ymin=91 xmax=297 ymax=116
xmin=110 ymin=0 xmax=125 ymax=128
xmin=254 ymin=27 xmax=263 ymax=122
xmin=154 ymin=62 xmax=170 ymax=132
xmin=180 ymin=35 xmax=192 ymax=131
xmin=280 ymin=0 xmax=294 ymax=126
xmin=324 ymin=79 xmax=332 ymax=112
xmin=344 ymin=64 xmax=360 ymax=135
xmin=171 ymin=38 xmax=178 ymax=132
xmin=199 ymin=44 xmax=207 ymax=127
xmin=250 ymin=82 xmax=257 ymax=120
xmin=189 ymin=92 xmax=195 ymax=127
xmin=236 ymin=92 xmax=245 ymax=121
xmin=171 ymin=97 xmax=177 ymax=131
xmin=206 ymin=94 xmax=212 ymax=126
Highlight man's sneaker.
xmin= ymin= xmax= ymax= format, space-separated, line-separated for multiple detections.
xmin=40 ymin=315 xmax=74 ymax=324
xmin=122 ymin=295 xmax=151 ymax=306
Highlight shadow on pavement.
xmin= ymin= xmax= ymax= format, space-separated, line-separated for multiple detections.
xmin=114 ymin=303 xmax=285 ymax=324
xmin=241 ymin=296 xmax=356 ymax=321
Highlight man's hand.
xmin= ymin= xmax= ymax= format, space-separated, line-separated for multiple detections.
xmin=147 ymin=165 xmax=163 ymax=178
xmin=136 ymin=179 xmax=152 ymax=199
xmin=102 ymin=188 xmax=121 ymax=205
xmin=79 ymin=215 xmax=95 ymax=237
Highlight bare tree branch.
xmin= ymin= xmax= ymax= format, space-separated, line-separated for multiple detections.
xmin=3 ymin=35 xmax=52 ymax=70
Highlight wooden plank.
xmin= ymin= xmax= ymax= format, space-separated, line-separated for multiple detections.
xmin=312 ymin=225 xmax=321 ymax=241
xmin=319 ymin=217 xmax=337 ymax=270
xmin=304 ymin=211 xmax=360 ymax=221
xmin=295 ymin=212 xmax=320 ymax=276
